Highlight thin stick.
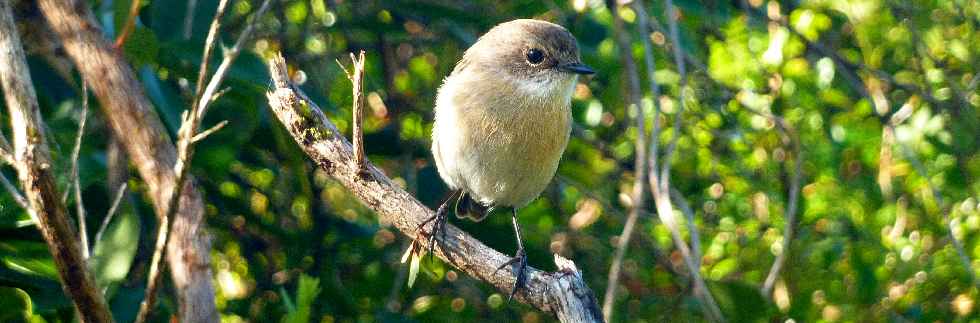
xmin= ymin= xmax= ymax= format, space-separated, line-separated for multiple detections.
xmin=888 ymin=122 xmax=977 ymax=285
xmin=113 ymin=0 xmax=142 ymax=48
xmin=660 ymin=0 xmax=687 ymax=191
xmin=601 ymin=2 xmax=648 ymax=321
xmin=94 ymin=183 xmax=128 ymax=252
xmin=134 ymin=1 xmax=271 ymax=322
xmin=669 ymin=188 xmax=701 ymax=268
xmin=182 ymin=0 xmax=198 ymax=40
xmin=760 ymin=121 xmax=802 ymax=297
xmin=0 ymin=130 xmax=13 ymax=165
xmin=0 ymin=170 xmax=28 ymax=209
xmin=338 ymin=51 xmax=367 ymax=169
xmin=647 ymin=1 xmax=723 ymax=321
xmin=191 ymin=120 xmax=229 ymax=143
xmin=65 ymin=79 xmax=90 ymax=258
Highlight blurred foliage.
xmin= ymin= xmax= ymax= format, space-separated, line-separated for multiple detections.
xmin=1 ymin=0 xmax=980 ymax=322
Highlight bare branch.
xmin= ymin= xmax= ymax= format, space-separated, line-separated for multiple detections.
xmin=37 ymin=0 xmax=220 ymax=321
xmin=887 ymin=119 xmax=977 ymax=285
xmin=643 ymin=2 xmax=724 ymax=321
xmin=760 ymin=123 xmax=803 ymax=297
xmin=660 ymin=0 xmax=687 ymax=191
xmin=113 ymin=0 xmax=142 ymax=48
xmin=94 ymin=183 xmax=128 ymax=249
xmin=668 ymin=188 xmax=701 ymax=268
xmin=182 ymin=0 xmax=198 ymax=40
xmin=195 ymin=0 xmax=274 ymax=119
xmin=136 ymin=0 xmax=272 ymax=321
xmin=266 ymin=53 xmax=604 ymax=322
xmin=65 ymin=79 xmax=90 ymax=258
xmin=601 ymin=2 xmax=647 ymax=321
xmin=0 ymin=2 xmax=112 ymax=321
xmin=0 ymin=170 xmax=29 ymax=210
xmin=0 ymin=130 xmax=13 ymax=165
xmin=338 ymin=51 xmax=367 ymax=169
xmin=191 ymin=120 xmax=229 ymax=143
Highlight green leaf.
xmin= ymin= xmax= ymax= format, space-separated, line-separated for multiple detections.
xmin=0 ymin=287 xmax=32 ymax=322
xmin=708 ymin=280 xmax=777 ymax=322
xmin=284 ymin=274 xmax=321 ymax=323
xmin=408 ymin=253 xmax=421 ymax=288
xmin=0 ymin=240 xmax=57 ymax=279
xmin=122 ymin=27 xmax=160 ymax=67
xmin=90 ymin=211 xmax=140 ymax=288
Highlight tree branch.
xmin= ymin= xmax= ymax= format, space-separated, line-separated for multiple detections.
xmin=601 ymin=2 xmax=648 ymax=321
xmin=65 ymin=78 xmax=90 ymax=258
xmin=647 ymin=2 xmax=725 ymax=321
xmin=760 ymin=119 xmax=803 ymax=297
xmin=37 ymin=0 xmax=219 ymax=321
xmin=0 ymin=1 xmax=112 ymax=321
xmin=113 ymin=0 xmax=142 ymax=48
xmin=265 ymin=53 xmax=604 ymax=322
xmin=136 ymin=0 xmax=271 ymax=321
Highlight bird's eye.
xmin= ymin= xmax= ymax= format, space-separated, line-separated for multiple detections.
xmin=525 ymin=48 xmax=545 ymax=65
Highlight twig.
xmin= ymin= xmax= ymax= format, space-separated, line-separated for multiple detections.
xmin=266 ymin=53 xmax=604 ymax=322
xmin=182 ymin=0 xmax=198 ymax=40
xmin=135 ymin=0 xmax=270 ymax=322
xmin=194 ymin=0 xmax=274 ymax=120
xmin=94 ymin=183 xmax=128 ymax=252
xmin=645 ymin=2 xmax=724 ymax=321
xmin=668 ymin=188 xmax=701 ymax=268
xmin=38 ymin=0 xmax=219 ymax=321
xmin=0 ymin=170 xmax=28 ymax=210
xmin=760 ymin=121 xmax=802 ymax=297
xmin=0 ymin=2 xmax=113 ymax=321
xmin=638 ymin=11 xmax=707 ymax=73
xmin=755 ymin=8 xmax=942 ymax=109
xmin=64 ymin=78 xmax=90 ymax=258
xmin=601 ymin=1 xmax=648 ymax=321
xmin=659 ymin=0 xmax=687 ymax=191
xmin=191 ymin=120 xmax=229 ymax=143
xmin=887 ymin=119 xmax=976 ymax=285
xmin=0 ymin=130 xmax=13 ymax=165
xmin=337 ymin=51 xmax=367 ymax=170
xmin=113 ymin=0 xmax=142 ymax=48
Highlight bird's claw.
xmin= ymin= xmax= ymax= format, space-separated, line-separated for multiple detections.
xmin=415 ymin=202 xmax=450 ymax=262
xmin=493 ymin=248 xmax=528 ymax=301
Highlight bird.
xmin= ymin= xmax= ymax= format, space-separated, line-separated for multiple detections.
xmin=418 ymin=18 xmax=594 ymax=298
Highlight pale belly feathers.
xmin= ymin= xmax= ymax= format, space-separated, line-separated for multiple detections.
xmin=432 ymin=71 xmax=575 ymax=208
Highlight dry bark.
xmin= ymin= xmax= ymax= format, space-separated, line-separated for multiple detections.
xmin=35 ymin=1 xmax=218 ymax=322
xmin=266 ymin=54 xmax=604 ymax=323
xmin=0 ymin=1 xmax=112 ymax=322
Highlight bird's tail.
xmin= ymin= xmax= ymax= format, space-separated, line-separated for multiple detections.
xmin=455 ymin=192 xmax=491 ymax=222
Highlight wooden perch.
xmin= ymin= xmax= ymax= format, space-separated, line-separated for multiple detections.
xmin=265 ymin=53 xmax=604 ymax=323
xmin=36 ymin=0 xmax=218 ymax=321
xmin=0 ymin=1 xmax=112 ymax=322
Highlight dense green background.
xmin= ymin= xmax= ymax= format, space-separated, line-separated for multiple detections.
xmin=2 ymin=0 xmax=979 ymax=322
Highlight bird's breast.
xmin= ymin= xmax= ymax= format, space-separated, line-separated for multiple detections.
xmin=433 ymin=73 xmax=573 ymax=207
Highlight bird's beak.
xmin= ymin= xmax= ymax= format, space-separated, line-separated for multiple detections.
xmin=559 ymin=62 xmax=595 ymax=75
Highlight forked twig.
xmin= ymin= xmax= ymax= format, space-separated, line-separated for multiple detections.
xmin=337 ymin=51 xmax=368 ymax=170
xmin=134 ymin=0 xmax=271 ymax=322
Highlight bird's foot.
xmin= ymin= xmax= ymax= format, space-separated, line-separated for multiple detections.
xmin=415 ymin=201 xmax=450 ymax=261
xmin=493 ymin=248 xmax=528 ymax=301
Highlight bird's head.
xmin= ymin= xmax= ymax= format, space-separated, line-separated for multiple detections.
xmin=458 ymin=19 xmax=594 ymax=99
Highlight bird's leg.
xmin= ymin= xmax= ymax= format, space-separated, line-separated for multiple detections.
xmin=493 ymin=208 xmax=528 ymax=300
xmin=416 ymin=190 xmax=459 ymax=260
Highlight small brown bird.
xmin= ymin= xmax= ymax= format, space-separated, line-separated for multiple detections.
xmin=419 ymin=19 xmax=593 ymax=297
